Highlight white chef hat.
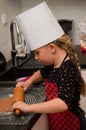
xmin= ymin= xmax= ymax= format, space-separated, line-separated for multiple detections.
xmin=16 ymin=1 xmax=64 ymax=51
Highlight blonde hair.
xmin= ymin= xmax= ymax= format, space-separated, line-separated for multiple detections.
xmin=57 ymin=34 xmax=86 ymax=96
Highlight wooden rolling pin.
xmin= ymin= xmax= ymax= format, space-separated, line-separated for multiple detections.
xmin=13 ymin=86 xmax=24 ymax=115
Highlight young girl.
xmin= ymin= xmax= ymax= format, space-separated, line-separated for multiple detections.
xmin=12 ymin=34 xmax=86 ymax=130
xmin=12 ymin=2 xmax=86 ymax=130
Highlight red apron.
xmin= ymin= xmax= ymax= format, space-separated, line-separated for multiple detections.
xmin=45 ymin=78 xmax=80 ymax=130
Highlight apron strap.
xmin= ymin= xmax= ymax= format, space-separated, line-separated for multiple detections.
xmin=60 ymin=53 xmax=68 ymax=67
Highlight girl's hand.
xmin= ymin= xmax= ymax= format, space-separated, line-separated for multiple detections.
xmin=12 ymin=101 xmax=30 ymax=113
xmin=16 ymin=82 xmax=29 ymax=91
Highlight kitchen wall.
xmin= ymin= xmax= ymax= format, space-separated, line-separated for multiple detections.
xmin=0 ymin=0 xmax=86 ymax=61
xmin=21 ymin=0 xmax=86 ymax=45
xmin=0 ymin=0 xmax=21 ymax=61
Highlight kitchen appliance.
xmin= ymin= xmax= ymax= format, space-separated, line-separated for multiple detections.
xmin=58 ymin=19 xmax=73 ymax=38
xmin=0 ymin=52 xmax=6 ymax=72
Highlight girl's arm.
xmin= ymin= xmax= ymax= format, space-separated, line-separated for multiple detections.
xmin=25 ymin=70 xmax=44 ymax=86
xmin=12 ymin=98 xmax=68 ymax=114
xmin=16 ymin=70 xmax=44 ymax=91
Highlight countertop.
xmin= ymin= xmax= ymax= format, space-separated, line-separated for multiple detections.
xmin=0 ymin=81 xmax=46 ymax=130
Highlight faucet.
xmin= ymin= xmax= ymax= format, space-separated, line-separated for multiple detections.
xmin=10 ymin=20 xmax=22 ymax=66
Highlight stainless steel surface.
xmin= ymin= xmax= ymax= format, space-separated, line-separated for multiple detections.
xmin=10 ymin=20 xmax=23 ymax=66
xmin=10 ymin=20 xmax=22 ymax=50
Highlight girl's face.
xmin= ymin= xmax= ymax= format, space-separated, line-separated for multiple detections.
xmin=33 ymin=44 xmax=55 ymax=66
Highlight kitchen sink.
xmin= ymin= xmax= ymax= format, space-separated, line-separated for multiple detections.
xmin=0 ymin=54 xmax=43 ymax=81
xmin=0 ymin=66 xmax=39 ymax=81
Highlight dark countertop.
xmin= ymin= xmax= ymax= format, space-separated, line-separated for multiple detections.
xmin=0 ymin=81 xmax=46 ymax=130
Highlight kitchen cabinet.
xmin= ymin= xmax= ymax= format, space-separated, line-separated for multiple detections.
xmin=31 ymin=114 xmax=49 ymax=130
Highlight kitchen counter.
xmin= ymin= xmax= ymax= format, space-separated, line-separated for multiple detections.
xmin=0 ymin=52 xmax=43 ymax=78
xmin=0 ymin=81 xmax=46 ymax=130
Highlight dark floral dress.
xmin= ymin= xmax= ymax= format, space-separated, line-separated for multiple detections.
xmin=40 ymin=57 xmax=85 ymax=130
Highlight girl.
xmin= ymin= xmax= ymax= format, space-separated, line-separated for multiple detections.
xmin=13 ymin=2 xmax=86 ymax=129
xmin=12 ymin=34 xmax=86 ymax=130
